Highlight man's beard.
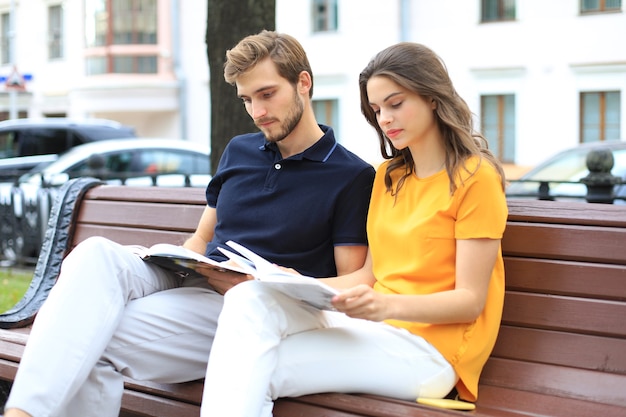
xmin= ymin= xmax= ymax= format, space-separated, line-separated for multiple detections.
xmin=257 ymin=91 xmax=304 ymax=143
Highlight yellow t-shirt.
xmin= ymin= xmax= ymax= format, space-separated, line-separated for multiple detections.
xmin=367 ymin=156 xmax=507 ymax=402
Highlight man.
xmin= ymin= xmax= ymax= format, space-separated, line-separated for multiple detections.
xmin=4 ymin=31 xmax=374 ymax=417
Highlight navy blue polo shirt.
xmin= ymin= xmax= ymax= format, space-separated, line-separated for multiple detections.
xmin=205 ymin=125 xmax=375 ymax=277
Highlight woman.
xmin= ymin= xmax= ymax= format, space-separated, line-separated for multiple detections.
xmin=201 ymin=42 xmax=507 ymax=417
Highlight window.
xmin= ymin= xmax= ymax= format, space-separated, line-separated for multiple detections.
xmin=581 ymin=0 xmax=622 ymax=13
xmin=1 ymin=12 xmax=10 ymax=65
xmin=85 ymin=0 xmax=158 ymax=74
xmin=312 ymin=99 xmax=339 ymax=131
xmin=48 ymin=5 xmax=64 ymax=60
xmin=481 ymin=94 xmax=516 ymax=163
xmin=0 ymin=128 xmax=81 ymax=158
xmin=312 ymin=0 xmax=338 ymax=32
xmin=481 ymin=0 xmax=516 ymax=22
xmin=111 ymin=0 xmax=158 ymax=45
xmin=580 ymin=91 xmax=621 ymax=143
xmin=113 ymin=55 xmax=157 ymax=73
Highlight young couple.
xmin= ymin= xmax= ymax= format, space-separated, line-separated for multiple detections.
xmin=4 ymin=30 xmax=506 ymax=417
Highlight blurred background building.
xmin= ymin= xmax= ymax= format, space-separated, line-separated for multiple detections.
xmin=0 ymin=0 xmax=623 ymax=171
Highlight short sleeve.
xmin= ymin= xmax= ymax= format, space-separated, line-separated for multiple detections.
xmin=455 ymin=162 xmax=507 ymax=239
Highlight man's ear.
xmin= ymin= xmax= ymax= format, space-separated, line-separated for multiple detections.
xmin=298 ymin=71 xmax=312 ymax=95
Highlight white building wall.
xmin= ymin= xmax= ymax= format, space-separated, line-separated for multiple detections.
xmin=0 ymin=0 xmax=623 ymax=170
xmin=278 ymin=0 xmax=626 ymax=167
xmin=0 ymin=0 xmax=209 ymax=144
xmin=277 ymin=0 xmax=403 ymax=164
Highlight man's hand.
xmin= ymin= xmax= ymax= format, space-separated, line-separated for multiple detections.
xmin=195 ymin=265 xmax=253 ymax=295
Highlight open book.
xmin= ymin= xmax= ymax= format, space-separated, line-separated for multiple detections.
xmin=218 ymin=240 xmax=339 ymax=310
xmin=137 ymin=241 xmax=339 ymax=310
xmin=134 ymin=243 xmax=248 ymax=279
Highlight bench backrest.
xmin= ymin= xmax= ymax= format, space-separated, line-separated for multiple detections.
xmin=483 ymin=200 xmax=626 ymax=408
xmin=73 ymin=186 xmax=626 ymax=407
xmin=71 ymin=183 xmax=206 ymax=249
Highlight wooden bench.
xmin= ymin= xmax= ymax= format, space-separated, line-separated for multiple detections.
xmin=1 ymin=178 xmax=625 ymax=416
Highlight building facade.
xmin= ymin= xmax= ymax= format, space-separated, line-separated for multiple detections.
xmin=285 ymin=0 xmax=626 ymax=167
xmin=0 ymin=0 xmax=624 ymax=169
xmin=0 ymin=0 xmax=209 ymax=145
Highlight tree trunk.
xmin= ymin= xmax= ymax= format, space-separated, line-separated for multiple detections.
xmin=206 ymin=0 xmax=276 ymax=175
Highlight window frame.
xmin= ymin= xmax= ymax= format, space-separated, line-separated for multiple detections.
xmin=579 ymin=91 xmax=621 ymax=143
xmin=480 ymin=0 xmax=516 ymax=23
xmin=48 ymin=4 xmax=64 ymax=60
xmin=480 ymin=93 xmax=516 ymax=163
xmin=312 ymin=0 xmax=338 ymax=33
xmin=84 ymin=0 xmax=158 ymax=75
xmin=312 ymin=99 xmax=339 ymax=132
xmin=1 ymin=12 xmax=11 ymax=65
xmin=580 ymin=0 xmax=622 ymax=14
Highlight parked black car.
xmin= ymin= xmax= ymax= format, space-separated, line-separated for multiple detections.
xmin=506 ymin=141 xmax=626 ymax=204
xmin=0 ymin=118 xmax=136 ymax=182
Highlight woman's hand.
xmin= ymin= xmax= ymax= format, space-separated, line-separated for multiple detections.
xmin=331 ymin=284 xmax=391 ymax=321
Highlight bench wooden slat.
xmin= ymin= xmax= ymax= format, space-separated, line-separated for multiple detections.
xmin=86 ymin=185 xmax=207 ymax=205
xmin=0 ymin=343 xmax=23 ymax=365
xmin=506 ymin=200 xmax=626 ymax=227
xmin=504 ymin=257 xmax=626 ymax=300
xmin=76 ymin=200 xmax=204 ymax=232
xmin=480 ymin=358 xmax=626 ymax=407
xmin=503 ymin=222 xmax=626 ymax=264
xmin=502 ymin=292 xmax=626 ymax=337
xmin=0 ymin=359 xmax=18 ymax=381
xmin=476 ymin=385 xmax=626 ymax=417
xmin=492 ymin=326 xmax=626 ymax=373
xmin=278 ymin=393 xmax=463 ymax=417
xmin=276 ymin=398 xmax=389 ymax=417
xmin=124 ymin=379 xmax=202 ymax=406
xmin=120 ymin=389 xmax=200 ymax=417
xmin=72 ymin=225 xmax=194 ymax=248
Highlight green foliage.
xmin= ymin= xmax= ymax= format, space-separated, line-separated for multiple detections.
xmin=0 ymin=268 xmax=32 ymax=313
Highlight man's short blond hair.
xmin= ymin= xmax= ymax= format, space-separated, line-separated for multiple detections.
xmin=224 ymin=30 xmax=314 ymax=98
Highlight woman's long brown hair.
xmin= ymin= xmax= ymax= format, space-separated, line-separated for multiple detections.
xmin=359 ymin=43 xmax=505 ymax=196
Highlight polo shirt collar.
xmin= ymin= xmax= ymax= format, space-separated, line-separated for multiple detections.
xmin=259 ymin=124 xmax=338 ymax=162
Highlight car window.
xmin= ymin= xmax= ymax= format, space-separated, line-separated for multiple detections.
xmin=0 ymin=131 xmax=18 ymax=158
xmin=528 ymin=151 xmax=588 ymax=182
xmin=179 ymin=151 xmax=210 ymax=175
xmin=65 ymin=150 xmax=137 ymax=179
xmin=64 ymin=148 xmax=209 ymax=180
xmin=140 ymin=150 xmax=180 ymax=174
xmin=0 ymin=128 xmax=79 ymax=158
xmin=140 ymin=149 xmax=209 ymax=175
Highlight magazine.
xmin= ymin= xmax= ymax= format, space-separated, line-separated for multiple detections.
xmin=137 ymin=241 xmax=339 ymax=310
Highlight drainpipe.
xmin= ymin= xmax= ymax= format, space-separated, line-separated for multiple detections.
xmin=171 ymin=0 xmax=187 ymax=140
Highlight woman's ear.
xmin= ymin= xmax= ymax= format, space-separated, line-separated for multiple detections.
xmin=431 ymin=98 xmax=437 ymax=110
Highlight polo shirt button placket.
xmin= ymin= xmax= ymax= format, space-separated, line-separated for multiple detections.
xmin=274 ymin=163 xmax=282 ymax=170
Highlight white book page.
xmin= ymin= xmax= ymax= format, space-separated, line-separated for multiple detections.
xmin=221 ymin=240 xmax=339 ymax=310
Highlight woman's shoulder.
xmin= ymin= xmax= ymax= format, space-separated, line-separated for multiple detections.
xmin=459 ymin=156 xmax=501 ymax=182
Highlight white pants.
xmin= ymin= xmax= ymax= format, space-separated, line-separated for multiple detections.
xmin=201 ymin=280 xmax=457 ymax=417
xmin=6 ymin=236 xmax=224 ymax=417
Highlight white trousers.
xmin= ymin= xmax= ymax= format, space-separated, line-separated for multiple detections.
xmin=201 ymin=280 xmax=457 ymax=417
xmin=6 ymin=236 xmax=224 ymax=417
